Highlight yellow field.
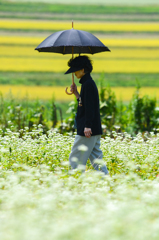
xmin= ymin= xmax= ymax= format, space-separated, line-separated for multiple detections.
xmin=0 ymin=85 xmax=74 ymax=101
xmin=0 ymin=19 xmax=159 ymax=73
xmin=0 ymin=18 xmax=159 ymax=105
xmin=0 ymin=85 xmax=159 ymax=101
xmin=1 ymin=57 xmax=159 ymax=73
xmin=1 ymin=19 xmax=159 ymax=32
xmin=0 ymin=36 xmax=159 ymax=73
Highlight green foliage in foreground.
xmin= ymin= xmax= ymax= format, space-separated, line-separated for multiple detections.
xmin=0 ymin=95 xmax=70 ymax=136
xmin=0 ymin=94 xmax=62 ymax=135
xmin=58 ymin=84 xmax=159 ymax=136
xmin=1 ymin=1 xmax=159 ymax=15
xmin=1 ymin=72 xmax=159 ymax=87
xmin=0 ymin=84 xmax=159 ymax=136
xmin=0 ymin=129 xmax=159 ymax=239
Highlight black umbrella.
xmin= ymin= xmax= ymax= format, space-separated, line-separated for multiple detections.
xmin=35 ymin=22 xmax=110 ymax=94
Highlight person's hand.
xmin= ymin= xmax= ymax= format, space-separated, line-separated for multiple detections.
xmin=84 ymin=128 xmax=92 ymax=138
xmin=70 ymin=84 xmax=79 ymax=99
xmin=70 ymin=83 xmax=77 ymax=93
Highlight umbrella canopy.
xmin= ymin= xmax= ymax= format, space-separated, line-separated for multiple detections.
xmin=35 ymin=28 xmax=110 ymax=54
xmin=35 ymin=23 xmax=110 ymax=95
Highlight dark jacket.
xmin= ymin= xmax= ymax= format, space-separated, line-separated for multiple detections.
xmin=76 ymin=73 xmax=102 ymax=136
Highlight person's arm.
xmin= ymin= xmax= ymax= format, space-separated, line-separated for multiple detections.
xmin=70 ymin=83 xmax=80 ymax=99
xmin=83 ymin=83 xmax=95 ymax=138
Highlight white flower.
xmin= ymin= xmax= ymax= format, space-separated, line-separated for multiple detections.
xmin=0 ymin=147 xmax=8 ymax=153
xmin=114 ymin=125 xmax=120 ymax=130
xmin=107 ymin=115 xmax=112 ymax=119
xmin=71 ymin=157 xmax=78 ymax=162
xmin=78 ymin=144 xmax=88 ymax=152
xmin=61 ymin=161 xmax=69 ymax=166
xmin=77 ymin=164 xmax=85 ymax=171
xmin=94 ymin=159 xmax=106 ymax=166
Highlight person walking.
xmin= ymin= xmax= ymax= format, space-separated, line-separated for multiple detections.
xmin=65 ymin=55 xmax=108 ymax=175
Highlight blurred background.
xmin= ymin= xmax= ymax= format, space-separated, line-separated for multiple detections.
xmin=0 ymin=0 xmax=159 ymax=135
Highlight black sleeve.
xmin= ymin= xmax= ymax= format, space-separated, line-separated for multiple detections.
xmin=83 ymin=82 xmax=95 ymax=128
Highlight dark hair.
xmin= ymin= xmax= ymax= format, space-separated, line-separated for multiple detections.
xmin=67 ymin=55 xmax=93 ymax=73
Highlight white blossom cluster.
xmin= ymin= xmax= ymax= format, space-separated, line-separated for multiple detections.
xmin=0 ymin=128 xmax=159 ymax=240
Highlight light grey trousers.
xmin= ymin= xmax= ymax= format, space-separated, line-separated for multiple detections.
xmin=69 ymin=135 xmax=109 ymax=175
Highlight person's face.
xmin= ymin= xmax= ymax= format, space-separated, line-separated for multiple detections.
xmin=74 ymin=69 xmax=85 ymax=79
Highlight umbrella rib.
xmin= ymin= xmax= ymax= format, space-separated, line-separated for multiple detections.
xmin=76 ymin=30 xmax=83 ymax=45
xmin=76 ymin=29 xmax=94 ymax=54
xmin=77 ymin=30 xmax=95 ymax=54
xmin=52 ymin=30 xmax=66 ymax=47
xmin=88 ymin=47 xmax=93 ymax=54
xmin=76 ymin=30 xmax=84 ymax=53
xmin=45 ymin=30 xmax=64 ymax=48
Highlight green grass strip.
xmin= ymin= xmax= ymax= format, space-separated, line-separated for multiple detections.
xmin=0 ymin=72 xmax=159 ymax=87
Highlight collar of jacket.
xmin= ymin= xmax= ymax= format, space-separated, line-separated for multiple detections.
xmin=79 ymin=73 xmax=91 ymax=85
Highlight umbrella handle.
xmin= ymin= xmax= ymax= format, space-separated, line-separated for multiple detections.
xmin=65 ymin=87 xmax=73 ymax=95
xmin=65 ymin=72 xmax=74 ymax=95
xmin=65 ymin=45 xmax=74 ymax=95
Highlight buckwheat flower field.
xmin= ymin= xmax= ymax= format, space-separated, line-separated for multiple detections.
xmin=0 ymin=127 xmax=159 ymax=239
